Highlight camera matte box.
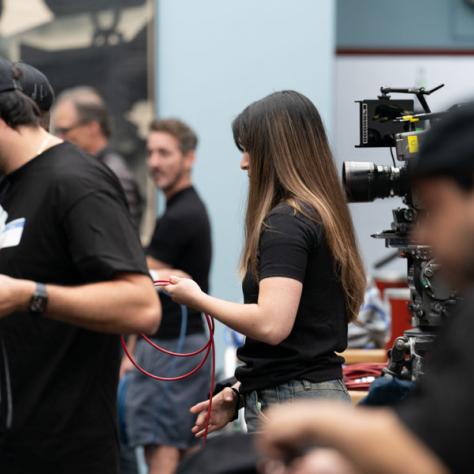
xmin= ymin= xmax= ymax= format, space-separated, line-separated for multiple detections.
xmin=356 ymin=99 xmax=414 ymax=148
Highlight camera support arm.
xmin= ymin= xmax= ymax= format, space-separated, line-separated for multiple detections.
xmin=379 ymin=84 xmax=445 ymax=113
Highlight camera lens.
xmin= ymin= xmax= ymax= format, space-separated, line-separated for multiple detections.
xmin=342 ymin=161 xmax=408 ymax=203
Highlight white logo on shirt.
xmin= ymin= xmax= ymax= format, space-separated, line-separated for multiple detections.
xmin=0 ymin=205 xmax=25 ymax=250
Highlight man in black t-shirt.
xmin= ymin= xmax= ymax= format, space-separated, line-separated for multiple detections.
xmin=257 ymin=105 xmax=474 ymax=474
xmin=123 ymin=119 xmax=211 ymax=474
xmin=0 ymin=59 xmax=161 ymax=474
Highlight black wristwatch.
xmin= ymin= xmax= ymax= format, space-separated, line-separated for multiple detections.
xmin=29 ymin=282 xmax=48 ymax=315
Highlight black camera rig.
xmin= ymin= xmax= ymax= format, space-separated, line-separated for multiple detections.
xmin=343 ymin=84 xmax=458 ymax=381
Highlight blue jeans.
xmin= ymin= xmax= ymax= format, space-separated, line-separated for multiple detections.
xmin=244 ymin=379 xmax=350 ymax=433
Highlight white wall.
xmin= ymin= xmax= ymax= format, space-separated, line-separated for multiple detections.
xmin=155 ymin=0 xmax=335 ymax=366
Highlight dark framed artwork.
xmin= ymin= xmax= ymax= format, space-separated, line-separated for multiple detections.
xmin=0 ymin=0 xmax=156 ymax=236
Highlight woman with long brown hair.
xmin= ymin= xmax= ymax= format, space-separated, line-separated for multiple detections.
xmin=165 ymin=90 xmax=365 ymax=434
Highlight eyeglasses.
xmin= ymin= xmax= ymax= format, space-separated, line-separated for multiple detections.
xmin=53 ymin=120 xmax=89 ymax=136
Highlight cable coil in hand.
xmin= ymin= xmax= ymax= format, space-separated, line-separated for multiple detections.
xmin=120 ymin=279 xmax=216 ymax=444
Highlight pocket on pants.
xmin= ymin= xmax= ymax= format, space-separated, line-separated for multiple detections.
xmin=296 ymin=379 xmax=350 ymax=402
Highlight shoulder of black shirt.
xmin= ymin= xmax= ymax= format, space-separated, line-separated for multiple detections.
xmin=264 ymin=201 xmax=323 ymax=241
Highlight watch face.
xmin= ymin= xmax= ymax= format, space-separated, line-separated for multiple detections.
xmin=30 ymin=295 xmax=46 ymax=313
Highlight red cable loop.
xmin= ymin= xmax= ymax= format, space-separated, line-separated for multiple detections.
xmin=121 ymin=279 xmax=216 ymax=445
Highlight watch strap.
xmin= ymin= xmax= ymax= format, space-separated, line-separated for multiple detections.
xmin=29 ymin=282 xmax=48 ymax=314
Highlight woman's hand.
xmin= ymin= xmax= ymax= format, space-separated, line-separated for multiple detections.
xmin=190 ymin=387 xmax=238 ymax=438
xmin=164 ymin=276 xmax=205 ymax=310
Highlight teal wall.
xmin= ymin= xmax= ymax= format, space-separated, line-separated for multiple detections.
xmin=154 ymin=0 xmax=335 ymax=367
xmin=337 ymin=0 xmax=474 ymax=49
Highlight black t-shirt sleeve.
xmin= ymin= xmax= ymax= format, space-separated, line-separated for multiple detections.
xmin=259 ymin=211 xmax=318 ymax=282
xmin=62 ymin=189 xmax=149 ymax=281
xmin=395 ymin=297 xmax=474 ymax=474
xmin=147 ymin=213 xmax=192 ymax=266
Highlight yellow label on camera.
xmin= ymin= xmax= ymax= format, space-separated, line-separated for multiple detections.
xmin=408 ymin=135 xmax=419 ymax=154
xmin=401 ymin=115 xmax=419 ymax=123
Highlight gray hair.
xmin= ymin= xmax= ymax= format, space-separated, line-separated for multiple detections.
xmin=55 ymin=86 xmax=111 ymax=138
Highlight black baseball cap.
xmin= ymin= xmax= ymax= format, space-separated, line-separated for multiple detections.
xmin=14 ymin=62 xmax=54 ymax=112
xmin=411 ymin=103 xmax=474 ymax=181
xmin=0 ymin=57 xmax=20 ymax=94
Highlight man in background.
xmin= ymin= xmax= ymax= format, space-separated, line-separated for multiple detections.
xmin=52 ymin=86 xmax=143 ymax=228
xmin=124 ymin=119 xmax=212 ymax=474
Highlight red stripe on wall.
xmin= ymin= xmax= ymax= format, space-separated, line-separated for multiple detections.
xmin=337 ymin=47 xmax=474 ymax=56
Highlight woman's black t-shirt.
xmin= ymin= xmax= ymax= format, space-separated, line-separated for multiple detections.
xmin=236 ymin=203 xmax=348 ymax=393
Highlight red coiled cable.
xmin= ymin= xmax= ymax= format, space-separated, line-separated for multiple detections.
xmin=120 ymin=279 xmax=216 ymax=444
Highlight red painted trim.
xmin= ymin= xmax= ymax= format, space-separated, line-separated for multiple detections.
xmin=336 ymin=47 xmax=474 ymax=56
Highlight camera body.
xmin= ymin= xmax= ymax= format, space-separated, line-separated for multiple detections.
xmin=343 ymin=86 xmax=457 ymax=380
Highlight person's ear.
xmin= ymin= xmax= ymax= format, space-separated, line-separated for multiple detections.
xmin=0 ymin=118 xmax=9 ymax=131
xmin=184 ymin=150 xmax=196 ymax=171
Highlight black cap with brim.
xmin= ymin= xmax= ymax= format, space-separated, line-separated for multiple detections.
xmin=0 ymin=57 xmax=20 ymax=94
xmin=15 ymin=62 xmax=54 ymax=112
xmin=411 ymin=103 xmax=474 ymax=181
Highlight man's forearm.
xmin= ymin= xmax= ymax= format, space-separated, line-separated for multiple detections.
xmin=14 ymin=274 xmax=161 ymax=335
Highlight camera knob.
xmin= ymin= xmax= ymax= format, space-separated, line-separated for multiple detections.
xmin=424 ymin=267 xmax=434 ymax=278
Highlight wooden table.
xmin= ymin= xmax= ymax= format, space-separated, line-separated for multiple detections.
xmin=339 ymin=349 xmax=387 ymax=364
xmin=340 ymin=349 xmax=388 ymax=404
xmin=348 ymin=390 xmax=369 ymax=405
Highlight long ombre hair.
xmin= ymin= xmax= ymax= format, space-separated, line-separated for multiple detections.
xmin=233 ymin=91 xmax=365 ymax=321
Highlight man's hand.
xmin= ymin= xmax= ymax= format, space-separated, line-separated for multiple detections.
xmin=0 ymin=275 xmax=35 ymax=317
xmin=258 ymin=400 xmax=353 ymax=461
xmin=258 ymin=400 xmax=450 ymax=474
xmin=164 ymin=276 xmax=204 ymax=310
xmin=260 ymin=449 xmax=359 ymax=474
xmin=190 ymin=387 xmax=238 ymax=438
xmin=287 ymin=449 xmax=360 ymax=474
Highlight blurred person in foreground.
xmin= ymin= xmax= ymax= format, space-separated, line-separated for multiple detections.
xmin=52 ymin=86 xmax=143 ymax=228
xmin=257 ymin=104 xmax=474 ymax=474
xmin=123 ymin=119 xmax=212 ymax=474
xmin=0 ymin=58 xmax=161 ymax=474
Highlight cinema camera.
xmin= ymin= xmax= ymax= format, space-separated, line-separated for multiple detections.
xmin=343 ymin=84 xmax=458 ymax=381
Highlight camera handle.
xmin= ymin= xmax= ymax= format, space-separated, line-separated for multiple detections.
xmin=384 ymin=336 xmax=410 ymax=378
xmin=379 ymin=84 xmax=445 ymax=113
